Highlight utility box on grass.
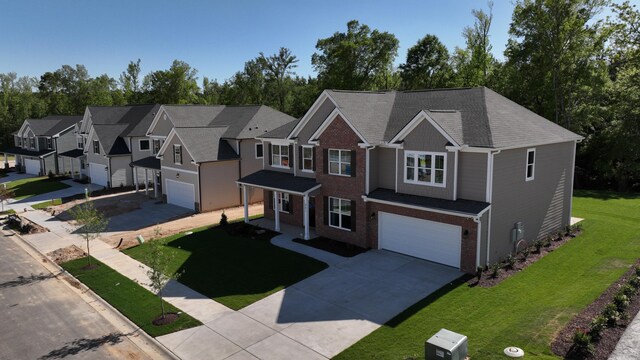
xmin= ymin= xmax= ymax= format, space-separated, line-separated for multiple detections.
xmin=425 ymin=328 xmax=468 ymax=360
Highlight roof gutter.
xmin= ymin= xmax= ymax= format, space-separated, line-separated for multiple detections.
xmin=362 ymin=194 xmax=489 ymax=220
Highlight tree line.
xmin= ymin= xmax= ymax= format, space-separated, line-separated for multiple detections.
xmin=1 ymin=0 xmax=638 ymax=191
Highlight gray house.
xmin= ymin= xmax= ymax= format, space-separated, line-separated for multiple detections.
xmin=5 ymin=115 xmax=83 ymax=175
xmin=149 ymin=105 xmax=296 ymax=212
xmin=237 ymin=87 xmax=582 ymax=273
xmin=79 ymin=104 xmax=161 ymax=188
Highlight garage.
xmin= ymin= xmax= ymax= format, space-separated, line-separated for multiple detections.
xmin=378 ymin=212 xmax=462 ymax=268
xmin=24 ymin=158 xmax=40 ymax=175
xmin=165 ymin=179 xmax=195 ymax=210
xmin=89 ymin=163 xmax=109 ymax=187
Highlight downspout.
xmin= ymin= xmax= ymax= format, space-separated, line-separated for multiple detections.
xmin=197 ymin=163 xmax=202 ymax=213
xmin=53 ymin=137 xmax=59 ymax=174
xmin=238 ymin=139 xmax=243 ymax=204
xmin=453 ymin=149 xmax=459 ymax=200
xmin=365 ymin=146 xmax=375 ymax=195
xmin=394 ymin=148 xmax=398 ymax=192
xmin=473 ymin=216 xmax=481 ymax=270
xmin=485 ymin=149 xmax=501 ymax=265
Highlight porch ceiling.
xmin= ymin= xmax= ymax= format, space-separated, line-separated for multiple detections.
xmin=237 ymin=170 xmax=321 ymax=195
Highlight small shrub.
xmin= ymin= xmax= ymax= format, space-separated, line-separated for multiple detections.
xmin=602 ymin=303 xmax=621 ymax=326
xmin=619 ymin=283 xmax=636 ymax=297
xmin=533 ymin=239 xmax=544 ymax=253
xmin=629 ymin=275 xmax=640 ymax=289
xmin=219 ymin=212 xmax=228 ymax=226
xmin=555 ymin=231 xmax=564 ymax=241
xmin=570 ymin=329 xmax=594 ymax=358
xmin=47 ymin=170 xmax=55 ymax=179
xmin=589 ymin=315 xmax=607 ymax=340
xmin=613 ymin=293 xmax=630 ymax=312
xmin=520 ymin=248 xmax=530 ymax=261
xmin=543 ymin=235 xmax=552 ymax=247
xmin=490 ymin=262 xmax=500 ymax=278
xmin=635 ymin=266 xmax=640 ymax=277
xmin=504 ymin=254 xmax=517 ymax=270
xmin=565 ymin=225 xmax=572 ymax=237
xmin=572 ymin=223 xmax=582 ymax=234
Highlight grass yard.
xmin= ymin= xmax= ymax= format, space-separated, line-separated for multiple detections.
xmin=0 ymin=209 xmax=16 ymax=215
xmin=124 ymin=223 xmax=328 ymax=310
xmin=31 ymin=198 xmax=62 ymax=209
xmin=62 ymin=257 xmax=201 ymax=337
xmin=336 ymin=190 xmax=640 ymax=359
xmin=5 ymin=176 xmax=70 ymax=200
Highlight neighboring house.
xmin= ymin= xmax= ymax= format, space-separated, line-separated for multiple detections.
xmin=148 ymin=105 xmax=296 ymax=212
xmin=237 ymin=87 xmax=582 ymax=274
xmin=79 ymin=104 xmax=161 ymax=188
xmin=4 ymin=115 xmax=83 ymax=175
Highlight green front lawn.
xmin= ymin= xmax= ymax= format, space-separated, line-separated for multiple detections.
xmin=124 ymin=223 xmax=328 ymax=310
xmin=0 ymin=209 xmax=15 ymax=215
xmin=62 ymin=257 xmax=201 ymax=337
xmin=336 ymin=190 xmax=640 ymax=359
xmin=5 ymin=176 xmax=70 ymax=200
xmin=31 ymin=198 xmax=62 ymax=209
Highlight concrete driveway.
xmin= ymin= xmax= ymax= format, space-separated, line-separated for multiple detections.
xmin=103 ymin=199 xmax=192 ymax=234
xmin=159 ymin=249 xmax=462 ymax=359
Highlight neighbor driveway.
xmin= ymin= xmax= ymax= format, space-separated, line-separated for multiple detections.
xmin=158 ymin=247 xmax=462 ymax=359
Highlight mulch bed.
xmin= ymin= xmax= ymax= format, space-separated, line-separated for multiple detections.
xmin=552 ymin=259 xmax=640 ymax=359
xmin=47 ymin=245 xmax=86 ymax=265
xmin=293 ymin=236 xmax=368 ymax=257
xmin=152 ymin=313 xmax=180 ymax=326
xmin=469 ymin=230 xmax=581 ymax=288
xmin=4 ymin=214 xmax=49 ymax=234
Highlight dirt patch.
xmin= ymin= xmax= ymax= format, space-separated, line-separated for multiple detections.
xmin=50 ymin=192 xmax=148 ymax=220
xmin=552 ymin=260 xmax=640 ymax=359
xmin=47 ymin=245 xmax=87 ymax=265
xmin=293 ymin=236 xmax=368 ymax=257
xmin=152 ymin=313 xmax=180 ymax=326
xmin=5 ymin=214 xmax=49 ymax=234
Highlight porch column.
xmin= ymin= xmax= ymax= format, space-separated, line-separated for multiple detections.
xmin=153 ymin=171 xmax=158 ymax=198
xmin=71 ymin=159 xmax=75 ymax=179
xmin=303 ymin=194 xmax=310 ymax=240
xmin=134 ymin=167 xmax=139 ymax=192
xmin=273 ymin=190 xmax=280 ymax=232
xmin=3 ymin=153 xmax=8 ymax=169
xmin=242 ymin=185 xmax=249 ymax=223
xmin=144 ymin=169 xmax=149 ymax=196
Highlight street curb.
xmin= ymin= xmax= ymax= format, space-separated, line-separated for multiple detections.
xmin=4 ymin=228 xmax=182 ymax=360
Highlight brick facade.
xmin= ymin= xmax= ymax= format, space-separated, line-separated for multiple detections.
xmin=263 ymin=190 xmax=305 ymax=228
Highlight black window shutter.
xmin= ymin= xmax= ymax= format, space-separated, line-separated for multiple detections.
xmin=323 ymin=149 xmax=328 ymax=174
xmin=268 ymin=144 xmax=272 ymax=165
xmin=323 ymin=196 xmax=329 ymax=225
xmin=350 ymin=150 xmax=356 ymax=177
xmin=268 ymin=191 xmax=273 ymax=209
xmin=289 ymin=145 xmax=294 ymax=168
xmin=298 ymin=146 xmax=302 ymax=170
xmin=312 ymin=147 xmax=316 ymax=171
xmin=350 ymin=200 xmax=357 ymax=231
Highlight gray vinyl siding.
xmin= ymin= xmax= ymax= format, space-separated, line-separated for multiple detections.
xmin=376 ymin=147 xmax=396 ymax=190
xmin=200 ymin=160 xmax=244 ymax=211
xmin=86 ymin=132 xmax=108 ymax=166
xmin=458 ymin=152 xmax=488 ymax=202
xmin=131 ymin=136 xmax=153 ymax=162
xmin=479 ymin=209 xmax=489 ymax=267
xmin=262 ymin=141 xmax=294 ymax=174
xmin=239 ymin=139 xmax=265 ymax=202
xmin=43 ymin=155 xmax=56 ymax=175
xmin=149 ymin=112 xmax=174 ymax=137
xmin=488 ymin=141 xmax=574 ymax=263
xmin=110 ymin=155 xmax=133 ymax=187
xmin=368 ymin=147 xmax=379 ymax=192
xmin=56 ymin=128 xmax=78 ymax=153
xmin=162 ymin=134 xmax=198 ymax=172
xmin=396 ymin=120 xmax=455 ymax=200
xmin=296 ymin=98 xmax=336 ymax=144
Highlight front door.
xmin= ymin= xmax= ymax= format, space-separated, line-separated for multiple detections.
xmin=309 ymin=197 xmax=316 ymax=227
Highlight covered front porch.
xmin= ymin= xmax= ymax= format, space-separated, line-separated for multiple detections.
xmin=237 ymin=170 xmax=321 ymax=240
xmin=130 ymin=156 xmax=161 ymax=198
xmin=58 ymin=149 xmax=85 ymax=179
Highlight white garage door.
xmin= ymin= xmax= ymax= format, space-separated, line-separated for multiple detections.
xmin=24 ymin=159 xmax=40 ymax=175
xmin=89 ymin=163 xmax=108 ymax=187
xmin=379 ymin=212 xmax=462 ymax=268
xmin=166 ymin=179 xmax=195 ymax=210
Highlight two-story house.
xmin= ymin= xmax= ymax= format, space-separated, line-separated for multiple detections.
xmin=5 ymin=115 xmax=82 ymax=175
xmin=148 ymin=104 xmax=296 ymax=211
xmin=80 ymin=104 xmax=161 ymax=188
xmin=237 ymin=87 xmax=582 ymax=274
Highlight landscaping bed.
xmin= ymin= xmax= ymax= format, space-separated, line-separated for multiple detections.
xmin=5 ymin=214 xmax=48 ymax=234
xmin=552 ymin=260 xmax=640 ymax=359
xmin=61 ymin=256 xmax=201 ymax=337
xmin=293 ymin=236 xmax=368 ymax=257
xmin=47 ymin=245 xmax=86 ymax=265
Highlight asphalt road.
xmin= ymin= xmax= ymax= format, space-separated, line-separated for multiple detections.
xmin=0 ymin=233 xmax=152 ymax=360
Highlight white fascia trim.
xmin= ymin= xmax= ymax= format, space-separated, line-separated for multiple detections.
xmin=389 ymin=110 xmax=461 ymax=147
xmin=379 ymin=142 xmax=404 ymax=149
xmin=288 ymin=91 xmax=332 ymax=139
xmin=51 ymin=125 xmax=75 ymax=138
xmin=161 ymin=165 xmax=199 ymax=175
xmin=453 ymin=149 xmax=459 ymax=201
xmin=485 ymin=150 xmax=500 ymax=203
xmin=84 ymin=127 xmax=96 ymax=154
xmin=362 ymin=195 xmax=483 ymax=219
xmin=308 ymin=107 xmax=370 ymax=146
xmin=79 ymin=107 xmax=92 ymax=134
xmin=569 ymin=140 xmax=577 ymax=219
xmin=155 ymin=128 xmax=197 ymax=164
xmin=16 ymin=121 xmax=29 ymax=137
xmin=146 ymin=106 xmax=167 ymax=137
xmin=236 ymin=182 xmax=322 ymax=196
xmin=460 ymin=138 xmax=584 ymax=153
xmin=268 ymin=138 xmax=294 ymax=146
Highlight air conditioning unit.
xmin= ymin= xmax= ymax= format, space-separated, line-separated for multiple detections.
xmin=425 ymin=328 xmax=468 ymax=360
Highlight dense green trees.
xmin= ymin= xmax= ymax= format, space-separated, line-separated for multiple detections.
xmin=1 ymin=3 xmax=639 ymax=190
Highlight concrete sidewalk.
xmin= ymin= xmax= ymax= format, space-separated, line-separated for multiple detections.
xmin=5 ymin=178 xmax=104 ymax=211
xmin=609 ymin=310 xmax=640 ymax=359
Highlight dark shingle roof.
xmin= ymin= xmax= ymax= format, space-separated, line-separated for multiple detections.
xmin=58 ymin=149 xmax=84 ymax=158
xmin=24 ymin=115 xmax=82 ymax=137
xmin=321 ymin=87 xmax=581 ymax=148
xmin=258 ymin=118 xmax=301 ymax=139
xmin=237 ymin=170 xmax=320 ymax=194
xmin=130 ymin=156 xmax=161 ymax=170
xmin=88 ymin=104 xmax=160 ymax=155
xmin=3 ymin=147 xmax=55 ymax=158
xmin=173 ymin=127 xmax=240 ymax=163
xmin=368 ymin=188 xmax=490 ymax=215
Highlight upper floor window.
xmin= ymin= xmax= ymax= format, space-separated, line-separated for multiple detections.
xmin=329 ymin=197 xmax=351 ymax=231
xmin=255 ymin=143 xmax=263 ymax=159
xmin=173 ymin=144 xmax=182 ymax=165
xmin=139 ymin=139 xmax=150 ymax=151
xmin=77 ymin=137 xmax=83 ymax=149
xmin=93 ymin=140 xmax=100 ymax=154
xmin=329 ymin=149 xmax=351 ymax=176
xmin=271 ymin=144 xmax=289 ymax=167
xmin=29 ymin=137 xmax=35 ymax=149
xmin=23 ymin=137 xmax=28 ymax=148
xmin=17 ymin=137 xmax=22 ymax=147
xmin=153 ymin=139 xmax=162 ymax=155
xmin=526 ymin=148 xmax=535 ymax=181
xmin=404 ymin=151 xmax=446 ymax=187
xmin=302 ymin=146 xmax=314 ymax=172
xmin=46 ymin=138 xmax=53 ymax=150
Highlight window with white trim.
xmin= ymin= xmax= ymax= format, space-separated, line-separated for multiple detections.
xmin=526 ymin=148 xmax=535 ymax=181
xmin=152 ymin=139 xmax=162 ymax=155
xmin=77 ymin=137 xmax=83 ymax=149
xmin=274 ymin=192 xmax=291 ymax=213
xmin=17 ymin=137 xmax=22 ymax=147
xmin=329 ymin=197 xmax=351 ymax=230
xmin=46 ymin=138 xmax=52 ymax=149
xmin=174 ymin=144 xmax=182 ymax=165
xmin=29 ymin=137 xmax=35 ymax=149
xmin=255 ymin=143 xmax=263 ymax=159
xmin=271 ymin=144 xmax=289 ymax=167
xmin=328 ymin=149 xmax=351 ymax=176
xmin=23 ymin=137 xmax=28 ymax=148
xmin=139 ymin=139 xmax=150 ymax=151
xmin=404 ymin=151 xmax=446 ymax=186
xmin=302 ymin=146 xmax=313 ymax=171
xmin=93 ymin=140 xmax=100 ymax=154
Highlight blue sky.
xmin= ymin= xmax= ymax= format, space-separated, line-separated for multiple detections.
xmin=0 ymin=0 xmax=567 ymax=83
